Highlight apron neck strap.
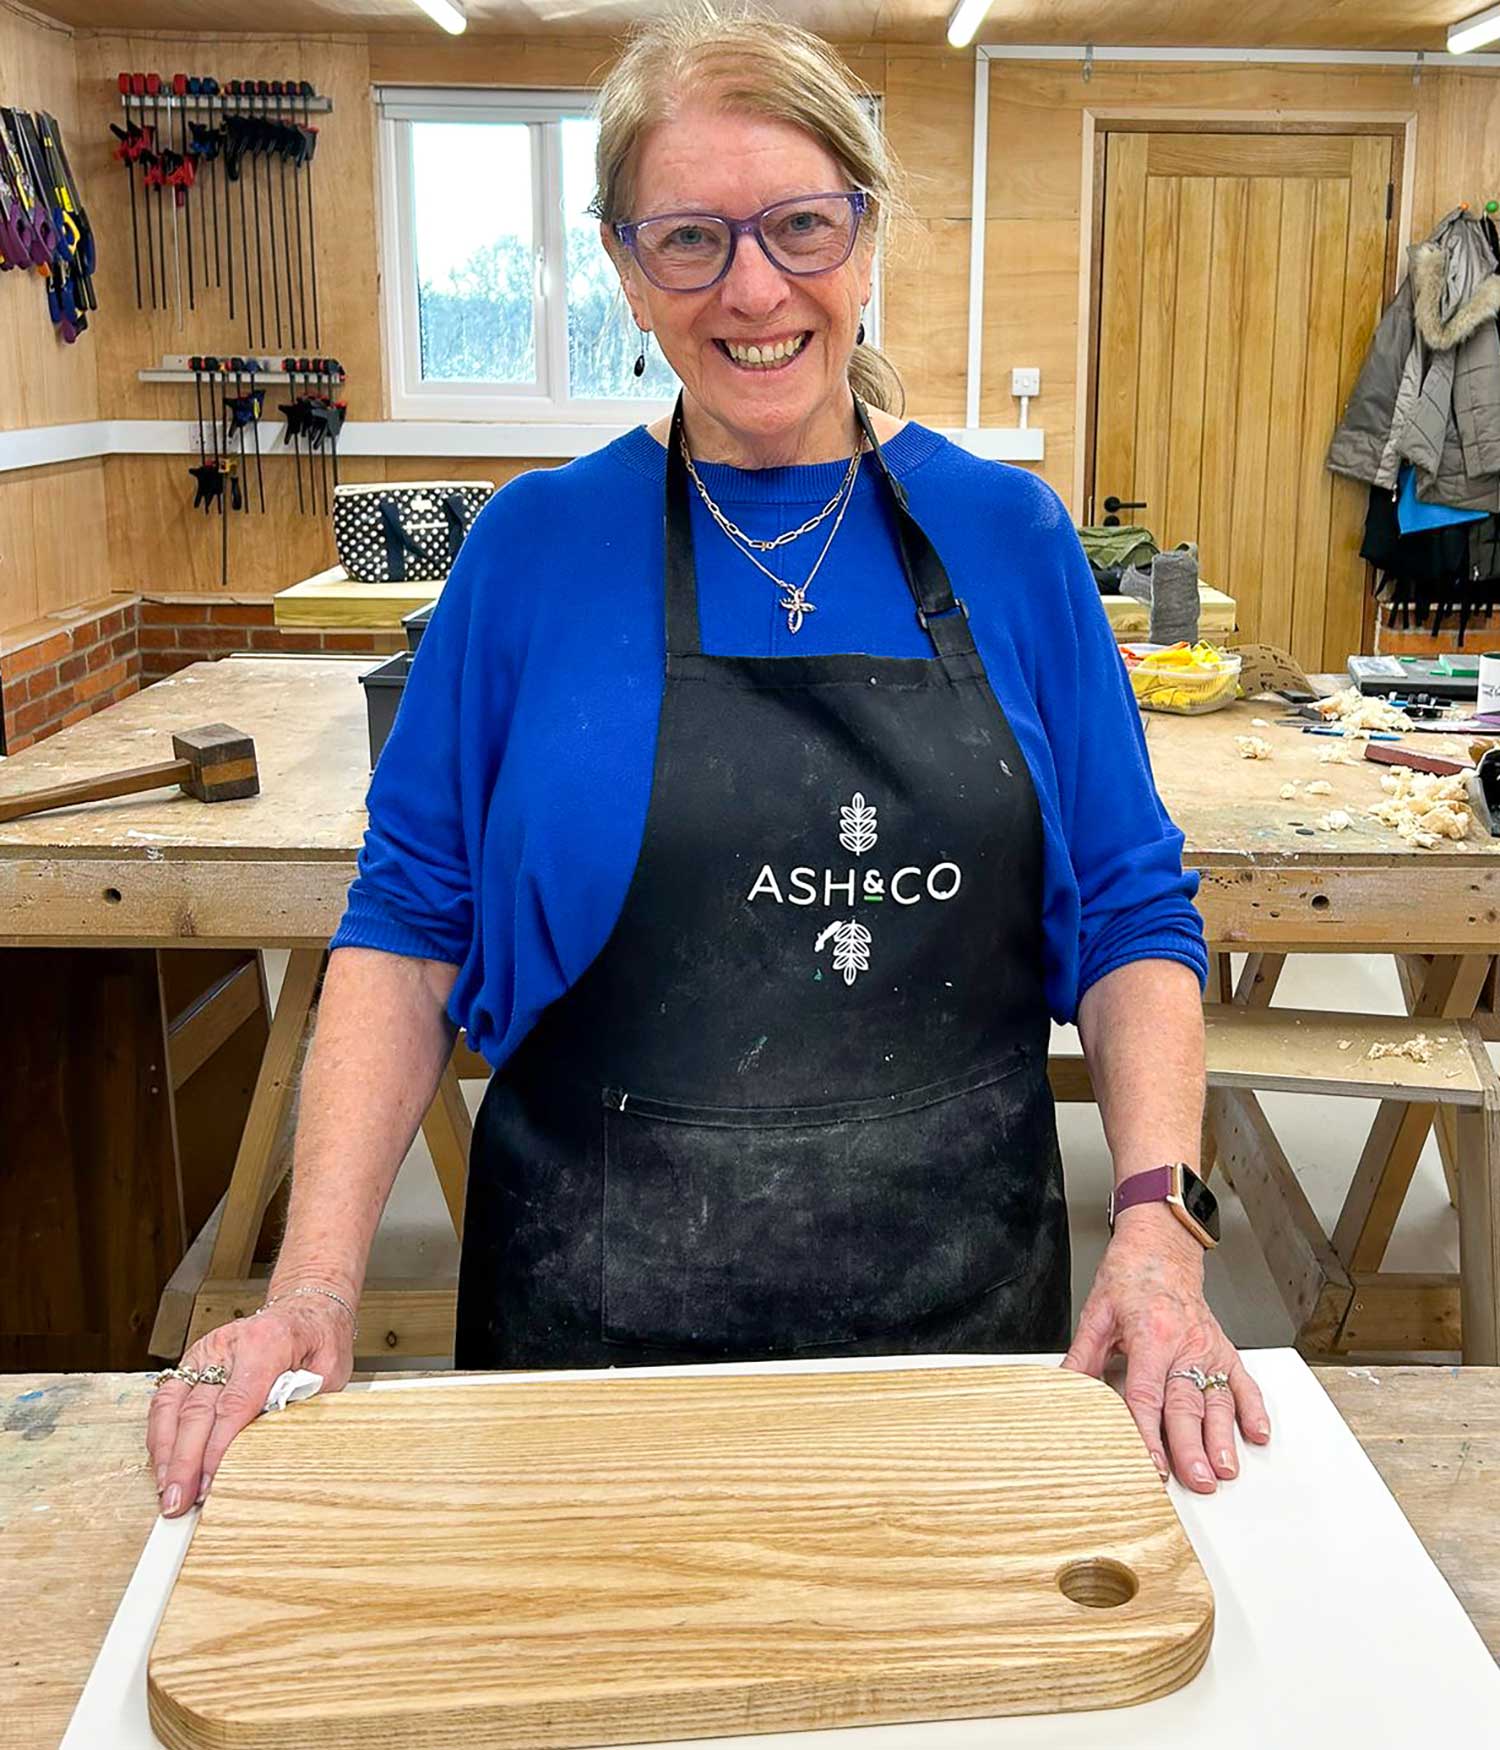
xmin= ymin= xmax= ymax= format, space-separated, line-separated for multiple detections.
xmin=663 ymin=391 xmax=975 ymax=660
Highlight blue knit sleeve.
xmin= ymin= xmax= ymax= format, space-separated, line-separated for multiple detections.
xmin=329 ymin=512 xmax=494 ymax=968
xmin=1028 ymin=485 xmax=1209 ymax=1004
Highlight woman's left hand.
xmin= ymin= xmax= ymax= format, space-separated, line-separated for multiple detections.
xmin=1062 ymin=1205 xmax=1271 ymax=1491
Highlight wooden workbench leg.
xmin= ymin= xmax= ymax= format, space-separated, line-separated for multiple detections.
xmin=1456 ymin=1097 xmax=1500 ymax=1366
xmin=1398 ymin=955 xmax=1462 ymax=1210
xmin=420 ymin=1053 xmax=472 ymax=1240
xmin=202 ymin=949 xmax=325 ymax=1283
xmin=1200 ymin=955 xmax=1234 ymax=1183
xmin=1201 ymin=953 xmax=1286 ymax=1188
xmin=1332 ymin=956 xmax=1493 ymax=1274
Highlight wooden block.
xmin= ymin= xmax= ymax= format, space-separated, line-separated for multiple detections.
xmin=147 ymin=1368 xmax=1214 ymax=1749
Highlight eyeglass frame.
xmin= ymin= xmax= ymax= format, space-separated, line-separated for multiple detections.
xmin=611 ymin=189 xmax=871 ymax=293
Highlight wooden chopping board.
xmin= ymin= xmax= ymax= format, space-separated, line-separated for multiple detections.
xmin=147 ymin=1366 xmax=1214 ymax=1750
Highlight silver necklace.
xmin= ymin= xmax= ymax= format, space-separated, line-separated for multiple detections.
xmin=680 ymin=430 xmax=865 ymax=634
xmin=682 ymin=440 xmax=863 ymax=552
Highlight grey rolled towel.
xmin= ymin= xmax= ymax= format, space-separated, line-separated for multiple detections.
xmin=1120 ymin=543 xmax=1200 ymax=645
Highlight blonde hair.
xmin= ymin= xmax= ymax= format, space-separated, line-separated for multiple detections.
xmin=590 ymin=0 xmax=909 ymax=415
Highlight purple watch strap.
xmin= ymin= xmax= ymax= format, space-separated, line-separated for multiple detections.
xmin=1111 ymin=1164 xmax=1174 ymax=1219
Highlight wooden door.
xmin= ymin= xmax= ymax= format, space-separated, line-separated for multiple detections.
xmin=1092 ymin=131 xmax=1394 ymax=671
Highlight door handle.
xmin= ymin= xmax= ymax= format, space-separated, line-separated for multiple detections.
xmin=1101 ymin=495 xmax=1147 ymax=527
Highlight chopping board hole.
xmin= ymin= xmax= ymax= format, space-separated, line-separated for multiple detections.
xmin=1057 ymin=1558 xmax=1138 ymax=1609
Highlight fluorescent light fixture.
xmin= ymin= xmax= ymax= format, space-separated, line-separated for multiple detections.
xmin=1449 ymin=2 xmax=1500 ymax=53
xmin=412 ymin=0 xmax=467 ymax=34
xmin=947 ymin=0 xmax=994 ymax=49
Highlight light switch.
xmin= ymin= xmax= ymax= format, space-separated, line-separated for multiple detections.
xmin=1011 ymin=367 xmax=1041 ymax=397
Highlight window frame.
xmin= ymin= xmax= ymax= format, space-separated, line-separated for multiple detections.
xmin=377 ymin=85 xmax=883 ymax=425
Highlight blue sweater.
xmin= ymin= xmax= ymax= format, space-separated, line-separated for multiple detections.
xmin=332 ymin=423 xmax=1207 ymax=1068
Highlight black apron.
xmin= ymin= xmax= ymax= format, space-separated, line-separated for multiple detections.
xmin=455 ymin=396 xmax=1070 ymax=1369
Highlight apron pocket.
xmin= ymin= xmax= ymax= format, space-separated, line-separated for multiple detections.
xmin=600 ymin=1048 xmax=1053 ymax=1355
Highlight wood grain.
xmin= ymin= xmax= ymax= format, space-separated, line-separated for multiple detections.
xmin=147 ymin=1367 xmax=1213 ymax=1749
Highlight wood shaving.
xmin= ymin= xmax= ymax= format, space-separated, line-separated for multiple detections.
xmin=1314 ymin=685 xmax=1410 ymax=733
xmin=1319 ymin=747 xmax=1359 ymax=765
xmin=1236 ymin=735 xmax=1274 ymax=760
xmin=1278 ymin=782 xmax=1299 ymax=800
xmin=1317 ymin=810 xmax=1353 ymax=831
xmin=1368 ymin=1033 xmax=1435 ymax=1065
xmin=1251 ymin=717 xmax=1271 ymax=727
xmin=1369 ymin=768 xmax=1474 ymax=847
xmin=1338 ymin=1039 xmax=1352 ymax=1050
xmin=1305 ymin=779 xmax=1334 ymax=797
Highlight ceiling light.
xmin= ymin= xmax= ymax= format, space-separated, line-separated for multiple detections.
xmin=947 ymin=0 xmax=994 ymax=49
xmin=1449 ymin=3 xmax=1500 ymax=53
xmin=412 ymin=0 xmax=467 ymax=34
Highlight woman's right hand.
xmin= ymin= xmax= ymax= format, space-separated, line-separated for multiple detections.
xmin=146 ymin=1295 xmax=356 ymax=1517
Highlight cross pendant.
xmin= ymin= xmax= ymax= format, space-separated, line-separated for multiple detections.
xmin=779 ymin=586 xmax=817 ymax=636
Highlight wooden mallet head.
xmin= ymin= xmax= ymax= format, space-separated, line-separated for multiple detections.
xmin=170 ymin=723 xmax=260 ymax=802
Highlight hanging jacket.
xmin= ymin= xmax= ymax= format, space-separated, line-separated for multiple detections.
xmin=1327 ymin=208 xmax=1500 ymax=511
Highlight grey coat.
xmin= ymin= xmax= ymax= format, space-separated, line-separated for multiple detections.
xmin=1327 ymin=208 xmax=1500 ymax=511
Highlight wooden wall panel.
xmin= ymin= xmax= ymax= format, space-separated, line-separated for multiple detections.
xmin=0 ymin=458 xmax=109 ymax=626
xmin=102 ymin=452 xmax=550 ymax=594
xmin=985 ymin=60 xmax=1500 ymax=508
xmin=0 ymin=1 xmax=98 ymax=435
xmin=71 ymin=33 xmax=380 ymax=421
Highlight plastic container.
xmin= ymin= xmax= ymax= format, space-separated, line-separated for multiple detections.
xmin=1122 ymin=643 xmax=1242 ymax=715
xmin=359 ymin=652 xmax=411 ymax=767
xmin=402 ymin=602 xmax=435 ymax=655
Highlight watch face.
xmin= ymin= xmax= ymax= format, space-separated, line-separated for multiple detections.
xmin=1180 ymin=1168 xmax=1222 ymax=1245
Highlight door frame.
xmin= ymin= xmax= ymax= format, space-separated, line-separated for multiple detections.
xmin=1077 ymin=112 xmax=1412 ymax=547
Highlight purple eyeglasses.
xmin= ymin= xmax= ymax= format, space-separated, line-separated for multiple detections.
xmin=612 ymin=189 xmax=869 ymax=292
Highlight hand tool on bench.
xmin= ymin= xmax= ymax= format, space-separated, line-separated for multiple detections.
xmin=0 ymin=724 xmax=259 ymax=825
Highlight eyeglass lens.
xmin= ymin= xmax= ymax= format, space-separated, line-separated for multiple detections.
xmin=633 ymin=195 xmax=858 ymax=289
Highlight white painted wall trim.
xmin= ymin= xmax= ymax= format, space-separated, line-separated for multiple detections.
xmin=0 ymin=418 xmax=1045 ymax=475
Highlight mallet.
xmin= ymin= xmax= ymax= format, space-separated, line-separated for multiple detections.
xmin=0 ymin=723 xmax=259 ymax=825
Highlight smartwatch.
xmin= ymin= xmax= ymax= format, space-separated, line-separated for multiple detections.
xmin=1107 ymin=1161 xmax=1220 ymax=1249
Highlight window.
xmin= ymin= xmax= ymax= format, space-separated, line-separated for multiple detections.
xmin=378 ymin=87 xmax=882 ymax=425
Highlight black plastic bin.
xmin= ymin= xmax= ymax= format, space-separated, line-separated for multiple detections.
xmin=402 ymin=602 xmax=435 ymax=654
xmin=360 ymin=652 xmax=411 ymax=768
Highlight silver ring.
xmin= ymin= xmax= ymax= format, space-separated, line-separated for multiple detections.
xmin=151 ymin=1361 xmax=231 ymax=1389
xmin=152 ymin=1365 xmax=200 ymax=1388
xmin=1168 ymin=1365 xmax=1231 ymax=1394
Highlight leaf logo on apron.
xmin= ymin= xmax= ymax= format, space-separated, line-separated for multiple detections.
xmin=838 ymin=792 xmax=878 ymax=856
xmin=815 ymin=916 xmax=873 ymax=986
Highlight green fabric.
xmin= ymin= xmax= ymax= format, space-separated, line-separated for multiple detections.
xmin=1076 ymin=524 xmax=1159 ymax=569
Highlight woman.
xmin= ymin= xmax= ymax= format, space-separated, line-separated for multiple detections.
xmin=149 ymin=6 xmax=1269 ymax=1519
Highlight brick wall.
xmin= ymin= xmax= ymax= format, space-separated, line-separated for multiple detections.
xmin=0 ymin=600 xmax=142 ymax=754
xmin=139 ymin=598 xmax=404 ymax=683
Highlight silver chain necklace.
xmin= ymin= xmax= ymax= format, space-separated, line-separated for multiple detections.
xmin=682 ymin=440 xmax=863 ymax=552
xmin=679 ymin=429 xmax=866 ymax=634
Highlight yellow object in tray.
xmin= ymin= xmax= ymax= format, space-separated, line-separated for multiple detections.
xmin=1122 ymin=642 xmax=1243 ymax=715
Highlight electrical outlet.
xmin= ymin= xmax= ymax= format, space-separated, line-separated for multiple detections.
xmin=1011 ymin=367 xmax=1040 ymax=397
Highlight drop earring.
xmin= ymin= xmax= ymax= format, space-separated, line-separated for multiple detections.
xmin=633 ymin=332 xmax=649 ymax=378
xmin=856 ymin=321 xmax=866 ymax=346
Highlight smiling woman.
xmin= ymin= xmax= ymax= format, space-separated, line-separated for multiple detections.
xmin=148 ymin=3 xmax=1268 ymax=1526
xmin=589 ymin=8 xmax=909 ymax=465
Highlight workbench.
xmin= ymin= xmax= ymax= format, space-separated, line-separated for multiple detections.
xmin=0 ymin=657 xmax=1497 ymax=1367
xmin=2 ymin=1365 xmax=1496 ymax=1748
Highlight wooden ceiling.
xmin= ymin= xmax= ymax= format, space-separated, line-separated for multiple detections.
xmin=29 ymin=0 xmax=1500 ymax=51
